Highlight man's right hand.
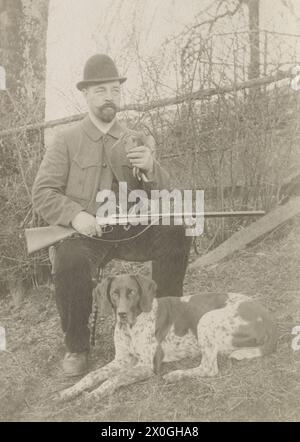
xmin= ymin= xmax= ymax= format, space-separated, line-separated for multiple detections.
xmin=71 ymin=211 xmax=102 ymax=237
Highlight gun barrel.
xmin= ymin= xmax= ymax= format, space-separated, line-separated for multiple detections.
xmin=25 ymin=210 xmax=265 ymax=254
xmin=106 ymin=210 xmax=266 ymax=222
xmin=202 ymin=210 xmax=265 ymax=217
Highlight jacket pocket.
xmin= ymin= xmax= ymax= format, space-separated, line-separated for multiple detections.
xmin=66 ymin=154 xmax=99 ymax=201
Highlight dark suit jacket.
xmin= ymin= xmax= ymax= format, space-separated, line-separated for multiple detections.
xmin=32 ymin=115 xmax=170 ymax=226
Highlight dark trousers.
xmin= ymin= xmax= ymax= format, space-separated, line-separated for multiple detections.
xmin=53 ymin=225 xmax=192 ymax=353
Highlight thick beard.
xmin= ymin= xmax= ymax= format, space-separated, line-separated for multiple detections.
xmin=95 ymin=103 xmax=117 ymax=123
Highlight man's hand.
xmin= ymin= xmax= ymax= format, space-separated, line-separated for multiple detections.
xmin=71 ymin=211 xmax=102 ymax=237
xmin=126 ymin=145 xmax=154 ymax=175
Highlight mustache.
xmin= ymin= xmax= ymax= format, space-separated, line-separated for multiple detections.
xmin=99 ymin=102 xmax=118 ymax=111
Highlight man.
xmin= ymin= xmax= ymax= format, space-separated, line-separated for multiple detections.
xmin=32 ymin=54 xmax=191 ymax=376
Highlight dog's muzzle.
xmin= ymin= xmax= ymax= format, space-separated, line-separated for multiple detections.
xmin=118 ymin=312 xmax=128 ymax=323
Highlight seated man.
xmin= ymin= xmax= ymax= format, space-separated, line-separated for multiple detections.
xmin=32 ymin=54 xmax=191 ymax=376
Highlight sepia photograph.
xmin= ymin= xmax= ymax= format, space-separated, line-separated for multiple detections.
xmin=0 ymin=0 xmax=300 ymax=424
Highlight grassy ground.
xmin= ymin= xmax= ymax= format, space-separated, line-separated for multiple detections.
xmin=1 ymin=218 xmax=300 ymax=422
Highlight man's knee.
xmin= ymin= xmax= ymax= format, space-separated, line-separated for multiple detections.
xmin=160 ymin=225 xmax=192 ymax=252
xmin=53 ymin=240 xmax=91 ymax=275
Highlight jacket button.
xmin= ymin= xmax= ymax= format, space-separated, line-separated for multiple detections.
xmin=102 ymin=162 xmax=107 ymax=168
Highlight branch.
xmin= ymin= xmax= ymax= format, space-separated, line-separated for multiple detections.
xmin=190 ymin=0 xmax=244 ymax=34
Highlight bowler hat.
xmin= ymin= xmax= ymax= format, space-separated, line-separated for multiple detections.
xmin=76 ymin=54 xmax=127 ymax=91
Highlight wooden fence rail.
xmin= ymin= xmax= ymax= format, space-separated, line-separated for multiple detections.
xmin=0 ymin=69 xmax=293 ymax=139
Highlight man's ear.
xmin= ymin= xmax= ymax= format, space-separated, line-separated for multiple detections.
xmin=133 ymin=274 xmax=157 ymax=313
xmin=94 ymin=276 xmax=114 ymax=317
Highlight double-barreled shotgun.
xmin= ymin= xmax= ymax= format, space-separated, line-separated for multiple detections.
xmin=24 ymin=210 xmax=265 ymax=255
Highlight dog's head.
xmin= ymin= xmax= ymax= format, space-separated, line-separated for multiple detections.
xmin=95 ymin=274 xmax=157 ymax=326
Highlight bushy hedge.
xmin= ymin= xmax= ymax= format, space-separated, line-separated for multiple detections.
xmin=0 ymin=128 xmax=49 ymax=296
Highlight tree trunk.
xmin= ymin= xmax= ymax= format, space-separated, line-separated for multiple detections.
xmin=247 ymin=0 xmax=260 ymax=99
xmin=0 ymin=0 xmax=49 ymax=302
xmin=0 ymin=0 xmax=49 ymax=126
xmin=0 ymin=0 xmax=23 ymax=120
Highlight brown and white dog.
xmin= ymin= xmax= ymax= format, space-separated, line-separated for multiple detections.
xmin=59 ymin=274 xmax=277 ymax=402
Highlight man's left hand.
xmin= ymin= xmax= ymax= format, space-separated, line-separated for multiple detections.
xmin=126 ymin=145 xmax=154 ymax=175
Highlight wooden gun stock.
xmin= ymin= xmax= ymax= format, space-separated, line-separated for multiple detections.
xmin=24 ymin=210 xmax=265 ymax=255
xmin=25 ymin=225 xmax=76 ymax=255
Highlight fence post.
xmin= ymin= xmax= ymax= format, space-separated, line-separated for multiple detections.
xmin=263 ymin=30 xmax=268 ymax=93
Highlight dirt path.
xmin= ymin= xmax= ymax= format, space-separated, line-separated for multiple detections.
xmin=1 ymin=219 xmax=300 ymax=422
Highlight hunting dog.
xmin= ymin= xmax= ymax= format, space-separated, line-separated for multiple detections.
xmin=59 ymin=274 xmax=277 ymax=402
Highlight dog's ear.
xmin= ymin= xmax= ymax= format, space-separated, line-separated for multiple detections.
xmin=133 ymin=274 xmax=157 ymax=313
xmin=94 ymin=276 xmax=114 ymax=317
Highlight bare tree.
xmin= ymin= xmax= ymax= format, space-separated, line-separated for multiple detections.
xmin=246 ymin=0 xmax=260 ymax=81
xmin=0 ymin=0 xmax=50 ymax=302
xmin=0 ymin=0 xmax=49 ymax=125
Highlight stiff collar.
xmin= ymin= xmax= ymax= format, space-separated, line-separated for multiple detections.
xmin=82 ymin=114 xmax=124 ymax=141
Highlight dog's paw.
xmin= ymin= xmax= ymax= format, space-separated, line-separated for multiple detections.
xmin=58 ymin=385 xmax=82 ymax=403
xmin=58 ymin=389 xmax=73 ymax=403
xmin=85 ymin=379 xmax=116 ymax=401
xmin=79 ymin=390 xmax=97 ymax=407
xmin=163 ymin=367 xmax=217 ymax=383
xmin=163 ymin=370 xmax=186 ymax=384
xmin=196 ymin=365 xmax=218 ymax=377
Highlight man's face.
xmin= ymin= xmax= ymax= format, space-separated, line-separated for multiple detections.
xmin=83 ymin=80 xmax=121 ymax=122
